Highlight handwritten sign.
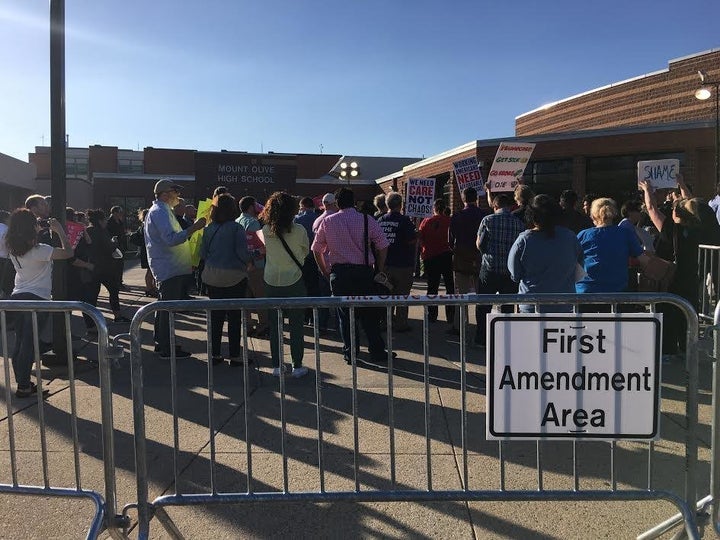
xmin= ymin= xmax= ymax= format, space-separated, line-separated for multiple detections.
xmin=65 ymin=221 xmax=86 ymax=249
xmin=453 ymin=157 xmax=485 ymax=195
xmin=487 ymin=142 xmax=536 ymax=192
xmin=405 ymin=177 xmax=435 ymax=218
xmin=637 ymin=159 xmax=679 ymax=190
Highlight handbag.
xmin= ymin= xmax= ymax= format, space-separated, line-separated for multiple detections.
xmin=638 ymin=254 xmax=676 ymax=292
xmin=201 ymin=223 xmax=245 ymax=288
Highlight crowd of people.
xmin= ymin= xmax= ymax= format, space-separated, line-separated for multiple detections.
xmin=3 ymin=171 xmax=720 ymax=395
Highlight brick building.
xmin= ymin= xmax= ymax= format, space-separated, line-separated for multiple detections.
xmin=377 ymin=49 xmax=720 ymax=209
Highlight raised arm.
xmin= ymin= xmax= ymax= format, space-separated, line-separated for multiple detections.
xmin=638 ymin=180 xmax=665 ymax=232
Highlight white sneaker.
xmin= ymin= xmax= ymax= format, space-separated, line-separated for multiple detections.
xmin=292 ymin=366 xmax=309 ymax=378
xmin=272 ymin=367 xmax=285 ymax=377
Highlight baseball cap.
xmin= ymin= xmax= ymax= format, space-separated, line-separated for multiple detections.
xmin=154 ymin=178 xmax=182 ymax=195
xmin=321 ymin=192 xmax=335 ymax=205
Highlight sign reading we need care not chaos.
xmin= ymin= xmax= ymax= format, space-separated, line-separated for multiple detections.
xmin=405 ymin=177 xmax=435 ymax=218
xmin=453 ymin=157 xmax=485 ymax=195
xmin=637 ymin=159 xmax=679 ymax=190
xmin=487 ymin=142 xmax=535 ymax=192
xmin=487 ymin=313 xmax=662 ymax=441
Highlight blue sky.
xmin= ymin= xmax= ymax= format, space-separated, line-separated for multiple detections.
xmin=1 ymin=0 xmax=719 ymax=162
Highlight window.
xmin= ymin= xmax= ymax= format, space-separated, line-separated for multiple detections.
xmin=586 ymin=152 xmax=685 ymax=203
xmin=66 ymin=158 xmax=88 ymax=177
xmin=107 ymin=196 xmax=147 ymax=233
xmin=520 ymin=159 xmax=573 ymax=199
xmin=118 ymin=159 xmax=144 ymax=174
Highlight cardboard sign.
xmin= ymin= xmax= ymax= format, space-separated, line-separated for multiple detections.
xmin=637 ymin=159 xmax=679 ymax=190
xmin=404 ymin=177 xmax=435 ymax=218
xmin=487 ymin=142 xmax=536 ymax=192
xmin=453 ymin=157 xmax=485 ymax=195
xmin=65 ymin=221 xmax=86 ymax=249
xmin=487 ymin=313 xmax=662 ymax=440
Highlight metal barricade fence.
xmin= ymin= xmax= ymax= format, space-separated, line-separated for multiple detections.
xmin=698 ymin=244 xmax=720 ymax=323
xmin=0 ymin=300 xmax=125 ymax=540
xmin=125 ymin=293 xmax=700 ymax=539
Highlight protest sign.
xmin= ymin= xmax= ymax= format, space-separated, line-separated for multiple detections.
xmin=453 ymin=157 xmax=485 ymax=195
xmin=487 ymin=142 xmax=536 ymax=192
xmin=637 ymin=159 xmax=679 ymax=190
xmin=65 ymin=221 xmax=86 ymax=249
xmin=404 ymin=177 xmax=435 ymax=218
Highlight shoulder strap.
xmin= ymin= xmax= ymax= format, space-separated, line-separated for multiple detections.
xmin=364 ymin=213 xmax=369 ymax=267
xmin=277 ymin=229 xmax=304 ymax=271
xmin=205 ymin=222 xmax=222 ymax=251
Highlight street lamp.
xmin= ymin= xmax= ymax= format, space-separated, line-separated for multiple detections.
xmin=695 ymin=70 xmax=720 ymax=187
xmin=339 ymin=160 xmax=359 ymax=184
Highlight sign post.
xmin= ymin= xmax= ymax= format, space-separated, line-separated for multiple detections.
xmin=487 ymin=313 xmax=662 ymax=440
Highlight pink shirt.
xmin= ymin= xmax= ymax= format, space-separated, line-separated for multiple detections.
xmin=312 ymin=208 xmax=389 ymax=267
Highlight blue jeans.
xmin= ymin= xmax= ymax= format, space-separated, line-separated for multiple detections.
xmin=154 ymin=274 xmax=191 ymax=354
xmin=10 ymin=292 xmax=48 ymax=387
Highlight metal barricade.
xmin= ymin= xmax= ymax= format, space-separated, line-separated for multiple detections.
xmin=0 ymin=300 xmax=125 ymax=539
xmin=126 ymin=293 xmax=700 ymax=539
xmin=698 ymin=244 xmax=720 ymax=323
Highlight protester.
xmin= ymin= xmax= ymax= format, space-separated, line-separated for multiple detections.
xmin=639 ymin=177 xmax=703 ymax=359
xmin=448 ymin=187 xmax=487 ymax=335
xmin=576 ymin=198 xmax=647 ymax=295
xmin=581 ymin=193 xmax=597 ymax=217
xmin=261 ymin=192 xmax=309 ymax=378
xmin=512 ymin=184 xmax=535 ymax=227
xmin=373 ymin=193 xmax=388 ymax=219
xmin=129 ymin=209 xmax=157 ymax=297
xmin=378 ymin=192 xmax=417 ymax=332
xmin=312 ymin=187 xmax=394 ymax=364
xmin=559 ymin=190 xmax=594 ymax=233
xmin=86 ymin=209 xmax=130 ymax=323
xmin=106 ymin=206 xmax=128 ymax=290
xmin=237 ymin=196 xmax=269 ymax=337
xmin=508 ymin=195 xmax=583 ymax=312
xmin=418 ymin=199 xmax=455 ymax=324
xmin=0 ymin=210 xmax=13 ymax=298
xmin=312 ymin=193 xmax=338 ymax=333
xmin=294 ymin=196 xmax=321 ymax=322
xmin=184 ymin=204 xmax=197 ymax=224
xmin=6 ymin=210 xmax=73 ymax=397
xmin=474 ymin=192 xmax=524 ymax=346
xmin=200 ymin=193 xmax=251 ymax=367
xmin=145 ymin=178 xmax=206 ymax=359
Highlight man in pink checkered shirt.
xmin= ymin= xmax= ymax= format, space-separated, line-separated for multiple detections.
xmin=312 ymin=187 xmax=393 ymax=364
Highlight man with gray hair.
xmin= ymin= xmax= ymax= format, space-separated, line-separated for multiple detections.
xmin=378 ymin=192 xmax=417 ymax=332
xmin=373 ymin=193 xmax=387 ymax=219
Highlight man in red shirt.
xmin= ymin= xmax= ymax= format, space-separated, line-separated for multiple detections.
xmin=418 ymin=199 xmax=455 ymax=324
xmin=312 ymin=187 xmax=393 ymax=364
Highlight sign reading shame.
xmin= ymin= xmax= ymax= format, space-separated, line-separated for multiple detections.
xmin=487 ymin=142 xmax=535 ymax=192
xmin=487 ymin=313 xmax=661 ymax=440
xmin=453 ymin=156 xmax=485 ymax=195
xmin=637 ymin=159 xmax=679 ymax=190
xmin=194 ymin=151 xmax=297 ymax=201
xmin=405 ymin=177 xmax=435 ymax=218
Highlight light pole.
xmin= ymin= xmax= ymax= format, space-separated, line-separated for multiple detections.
xmin=339 ymin=160 xmax=359 ymax=185
xmin=695 ymin=70 xmax=720 ymax=187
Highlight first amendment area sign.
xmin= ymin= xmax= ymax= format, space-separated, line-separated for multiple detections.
xmin=487 ymin=313 xmax=662 ymax=441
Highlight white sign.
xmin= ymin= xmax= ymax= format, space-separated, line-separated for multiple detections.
xmin=405 ymin=177 xmax=435 ymax=218
xmin=637 ymin=159 xmax=680 ymax=190
xmin=487 ymin=142 xmax=536 ymax=192
xmin=487 ymin=313 xmax=661 ymax=440
xmin=453 ymin=157 xmax=485 ymax=195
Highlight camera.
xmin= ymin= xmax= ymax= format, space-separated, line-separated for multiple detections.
xmin=37 ymin=218 xmax=50 ymax=228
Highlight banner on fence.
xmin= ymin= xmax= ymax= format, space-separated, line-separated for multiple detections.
xmin=637 ymin=159 xmax=679 ymax=190
xmin=453 ymin=157 xmax=485 ymax=195
xmin=405 ymin=177 xmax=435 ymax=218
xmin=487 ymin=313 xmax=662 ymax=440
xmin=487 ymin=142 xmax=535 ymax=192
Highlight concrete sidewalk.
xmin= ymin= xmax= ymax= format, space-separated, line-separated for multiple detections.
xmin=0 ymin=260 xmax=713 ymax=539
